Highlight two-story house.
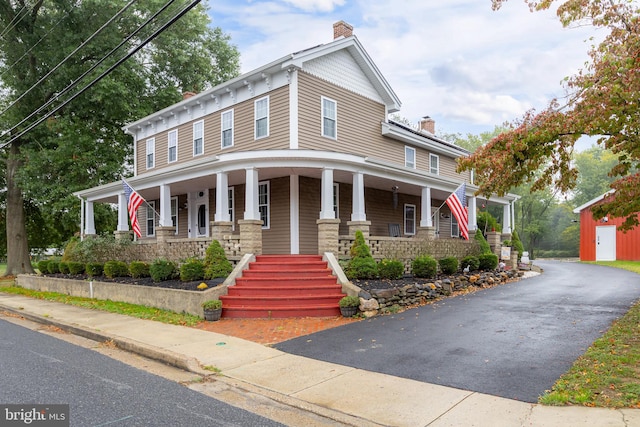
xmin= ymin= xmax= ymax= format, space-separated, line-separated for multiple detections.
xmin=75 ymin=21 xmax=517 ymax=263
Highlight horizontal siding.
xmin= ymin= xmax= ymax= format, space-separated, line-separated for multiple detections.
xmin=299 ymin=176 xmax=320 ymax=254
xmin=263 ymin=177 xmax=290 ymax=254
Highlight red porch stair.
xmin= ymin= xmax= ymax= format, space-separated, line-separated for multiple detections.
xmin=220 ymin=255 xmax=346 ymax=318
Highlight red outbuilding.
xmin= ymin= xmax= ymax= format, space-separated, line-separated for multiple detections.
xmin=573 ymin=192 xmax=640 ymax=261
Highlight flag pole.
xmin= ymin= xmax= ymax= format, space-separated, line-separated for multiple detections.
xmin=122 ymin=177 xmax=161 ymax=219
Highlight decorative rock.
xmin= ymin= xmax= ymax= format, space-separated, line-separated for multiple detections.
xmin=359 ymin=297 xmax=380 ymax=311
xmin=362 ymin=310 xmax=378 ymax=318
xmin=359 ymin=290 xmax=372 ymax=300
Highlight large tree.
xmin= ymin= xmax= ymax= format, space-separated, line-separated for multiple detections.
xmin=0 ymin=0 xmax=240 ymax=275
xmin=459 ymin=0 xmax=640 ymax=230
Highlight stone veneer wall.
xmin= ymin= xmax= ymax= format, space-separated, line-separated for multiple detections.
xmin=126 ymin=237 xmax=242 ymax=264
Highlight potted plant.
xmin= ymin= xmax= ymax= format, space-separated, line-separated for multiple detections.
xmin=201 ymin=299 xmax=223 ymax=321
xmin=339 ymin=295 xmax=360 ymax=317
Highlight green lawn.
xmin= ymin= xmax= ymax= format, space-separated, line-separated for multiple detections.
xmin=586 ymin=260 xmax=640 ymax=274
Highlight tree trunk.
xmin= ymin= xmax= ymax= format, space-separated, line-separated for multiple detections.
xmin=5 ymin=142 xmax=35 ymax=276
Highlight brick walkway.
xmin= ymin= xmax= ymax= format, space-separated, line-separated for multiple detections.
xmin=194 ymin=316 xmax=361 ymax=345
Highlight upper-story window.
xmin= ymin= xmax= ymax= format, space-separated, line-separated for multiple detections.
xmin=405 ymin=146 xmax=416 ymax=169
xmin=146 ymin=138 xmax=155 ymax=169
xmin=430 ymin=153 xmax=439 ymax=175
xmin=322 ymin=97 xmax=337 ymax=139
xmin=404 ymin=204 xmax=416 ymax=236
xmin=193 ymin=121 xmax=204 ymax=156
xmin=168 ymin=129 xmax=178 ymax=163
xmin=255 ymin=97 xmax=269 ymax=139
xmin=258 ymin=181 xmax=269 ymax=229
xmin=221 ymin=110 xmax=234 ymax=148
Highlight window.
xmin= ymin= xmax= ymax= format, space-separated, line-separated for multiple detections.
xmin=405 ymin=146 xmax=416 ymax=169
xmin=146 ymin=138 xmax=155 ymax=169
xmin=404 ymin=204 xmax=416 ymax=235
xmin=333 ymin=183 xmax=339 ymax=219
xmin=430 ymin=154 xmax=439 ymax=175
xmin=171 ymin=197 xmax=178 ymax=234
xmin=197 ymin=205 xmax=207 ymax=236
xmin=451 ymin=215 xmax=460 ymax=238
xmin=221 ymin=110 xmax=233 ymax=148
xmin=168 ymin=129 xmax=178 ymax=163
xmin=228 ymin=187 xmax=235 ymax=231
xmin=146 ymin=201 xmax=155 ymax=237
xmin=258 ymin=181 xmax=269 ymax=229
xmin=255 ymin=97 xmax=269 ymax=139
xmin=322 ymin=97 xmax=337 ymax=139
xmin=193 ymin=121 xmax=203 ymax=156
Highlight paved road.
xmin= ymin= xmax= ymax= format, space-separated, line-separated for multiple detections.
xmin=276 ymin=260 xmax=640 ymax=402
xmin=0 ymin=319 xmax=282 ymax=427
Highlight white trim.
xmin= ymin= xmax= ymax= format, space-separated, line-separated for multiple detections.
xmin=259 ymin=180 xmax=270 ymax=229
xmin=451 ymin=215 xmax=460 ymax=238
xmin=254 ymin=96 xmax=269 ymax=139
xmin=333 ymin=183 xmax=339 ymax=220
xmin=193 ymin=120 xmax=204 ymax=156
xmin=146 ymin=138 xmax=155 ymax=170
xmin=221 ymin=109 xmax=234 ymax=149
xmin=405 ymin=146 xmax=416 ymax=169
xmin=429 ymin=153 xmax=439 ymax=175
xmin=228 ymin=186 xmax=235 ymax=231
xmin=168 ymin=129 xmax=178 ymax=163
xmin=404 ymin=203 xmax=416 ymax=235
xmin=290 ymin=175 xmax=299 ymax=254
xmin=146 ymin=201 xmax=156 ymax=237
xmin=382 ymin=121 xmax=469 ymax=158
xmin=573 ymin=191 xmax=615 ymax=213
xmin=289 ymin=70 xmax=299 ymax=149
xmin=171 ymin=196 xmax=178 ymax=234
xmin=321 ymin=96 xmax=337 ymax=140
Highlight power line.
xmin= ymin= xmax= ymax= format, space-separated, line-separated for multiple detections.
xmin=0 ymin=0 xmax=202 ymax=150
xmin=0 ymin=1 xmax=31 ymax=40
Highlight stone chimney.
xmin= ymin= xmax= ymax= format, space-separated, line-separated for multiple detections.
xmin=419 ymin=116 xmax=435 ymax=134
xmin=182 ymin=91 xmax=196 ymax=100
xmin=333 ymin=21 xmax=353 ymax=39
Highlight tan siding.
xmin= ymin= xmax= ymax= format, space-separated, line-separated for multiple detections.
xmin=176 ymin=195 xmax=189 ymax=238
xmin=363 ymin=188 xmax=421 ymax=237
xmin=299 ymin=177 xmax=320 ymax=254
xmin=337 ymin=183 xmax=352 ymax=236
xmin=263 ymin=177 xmax=290 ymax=254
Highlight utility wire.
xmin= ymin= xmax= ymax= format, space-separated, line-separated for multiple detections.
xmin=0 ymin=1 xmax=30 ymax=40
xmin=0 ymin=0 xmax=202 ymax=150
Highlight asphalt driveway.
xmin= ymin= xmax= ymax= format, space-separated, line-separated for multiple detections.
xmin=275 ymin=260 xmax=640 ymax=402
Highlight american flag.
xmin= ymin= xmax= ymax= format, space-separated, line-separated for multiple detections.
xmin=446 ymin=182 xmax=469 ymax=240
xmin=122 ymin=179 xmax=145 ymax=238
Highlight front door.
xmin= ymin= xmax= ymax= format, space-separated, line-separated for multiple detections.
xmin=595 ymin=225 xmax=616 ymax=261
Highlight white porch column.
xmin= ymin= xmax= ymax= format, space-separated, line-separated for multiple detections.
xmin=215 ymin=172 xmax=230 ymax=222
xmin=502 ymin=203 xmax=512 ymax=234
xmin=85 ymin=200 xmax=96 ymax=235
xmin=159 ymin=184 xmax=172 ymax=227
xmin=290 ymin=175 xmax=300 ymax=254
xmin=117 ymin=193 xmax=128 ymax=231
xmin=351 ymin=172 xmax=366 ymax=221
xmin=420 ymin=186 xmax=432 ymax=227
xmin=320 ymin=168 xmax=335 ymax=219
xmin=468 ymin=196 xmax=477 ymax=232
xmin=244 ymin=167 xmax=260 ymax=220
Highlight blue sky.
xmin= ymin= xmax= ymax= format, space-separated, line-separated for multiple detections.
xmin=207 ymin=0 xmax=600 ymax=146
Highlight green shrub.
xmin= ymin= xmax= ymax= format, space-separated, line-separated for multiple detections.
xmin=180 ymin=259 xmax=205 ymax=282
xmin=104 ymin=260 xmax=130 ymax=278
xmin=202 ymin=299 xmax=222 ymax=310
xmin=377 ymin=259 xmax=404 ymax=280
xmin=58 ymin=262 xmax=70 ymax=274
xmin=37 ymin=260 xmax=50 ymax=274
xmin=129 ymin=261 xmax=150 ymax=279
xmin=67 ymin=261 xmax=85 ymax=275
xmin=339 ymin=295 xmax=360 ymax=307
xmin=63 ymin=235 xmax=134 ymax=263
xmin=438 ymin=257 xmax=459 ymax=275
xmin=474 ymin=229 xmax=491 ymax=254
xmin=60 ymin=237 xmax=80 ymax=262
xmin=203 ymin=240 xmax=233 ymax=279
xmin=47 ymin=260 xmax=60 ymax=274
xmin=460 ymin=255 xmax=480 ymax=271
xmin=412 ymin=255 xmax=437 ymax=278
xmin=150 ymin=259 xmax=177 ymax=282
xmin=478 ymin=253 xmax=499 ymax=270
xmin=85 ymin=262 xmax=104 ymax=277
xmin=511 ymin=230 xmax=525 ymax=259
xmin=346 ymin=230 xmax=378 ymax=279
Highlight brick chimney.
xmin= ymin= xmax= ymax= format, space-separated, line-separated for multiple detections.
xmin=183 ymin=91 xmax=196 ymax=100
xmin=333 ymin=21 xmax=353 ymax=39
xmin=419 ymin=116 xmax=435 ymax=134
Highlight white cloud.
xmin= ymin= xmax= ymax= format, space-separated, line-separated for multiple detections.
xmin=281 ymin=0 xmax=345 ymax=12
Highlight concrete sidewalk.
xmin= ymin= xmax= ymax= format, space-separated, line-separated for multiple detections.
xmin=1 ymin=293 xmax=638 ymax=427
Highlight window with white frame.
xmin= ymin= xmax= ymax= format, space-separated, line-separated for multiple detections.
xmin=451 ymin=215 xmax=460 ymax=238
xmin=322 ymin=97 xmax=337 ymax=139
xmin=146 ymin=138 xmax=155 ymax=169
xmin=255 ymin=97 xmax=269 ymax=139
xmin=333 ymin=183 xmax=339 ymax=219
xmin=430 ymin=153 xmax=439 ymax=175
xmin=228 ymin=187 xmax=235 ymax=231
xmin=258 ymin=181 xmax=269 ymax=229
xmin=168 ymin=129 xmax=178 ymax=163
xmin=193 ymin=121 xmax=203 ymax=156
xmin=405 ymin=146 xmax=416 ymax=169
xmin=221 ymin=110 xmax=233 ymax=148
xmin=146 ymin=201 xmax=155 ymax=237
xmin=171 ymin=197 xmax=178 ymax=234
xmin=404 ymin=204 xmax=416 ymax=235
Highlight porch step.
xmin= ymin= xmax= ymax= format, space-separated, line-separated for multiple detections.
xmin=219 ymin=254 xmax=346 ymax=319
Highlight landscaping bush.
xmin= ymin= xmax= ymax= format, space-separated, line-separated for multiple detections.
xmin=345 ymin=230 xmax=378 ymax=279
xmin=377 ymin=259 xmax=404 ymax=280
xmin=511 ymin=230 xmax=525 ymax=259
xmin=150 ymin=259 xmax=177 ymax=282
xmin=60 ymin=237 xmax=79 ymax=262
xmin=412 ymin=255 xmax=437 ymax=278
xmin=58 ymin=262 xmax=70 ymax=274
xmin=474 ymin=229 xmax=491 ymax=254
xmin=47 ymin=260 xmax=60 ymax=274
xmin=180 ymin=259 xmax=205 ymax=282
xmin=478 ymin=253 xmax=499 ymax=270
xmin=438 ymin=256 xmax=459 ymax=275
xmin=37 ymin=260 xmax=50 ymax=274
xmin=64 ymin=235 xmax=134 ymax=263
xmin=203 ymin=240 xmax=233 ymax=279
xmin=460 ymin=255 xmax=480 ymax=272
xmin=67 ymin=261 xmax=85 ymax=275
xmin=85 ymin=262 xmax=104 ymax=277
xmin=104 ymin=260 xmax=130 ymax=278
xmin=129 ymin=261 xmax=150 ymax=279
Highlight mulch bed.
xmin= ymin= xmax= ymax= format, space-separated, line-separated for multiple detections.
xmin=43 ymin=273 xmax=224 ymax=291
